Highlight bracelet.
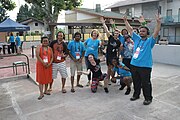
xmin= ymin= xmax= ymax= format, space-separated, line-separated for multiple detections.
xmin=112 ymin=24 xmax=116 ymax=28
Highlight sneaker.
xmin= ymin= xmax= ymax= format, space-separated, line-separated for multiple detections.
xmin=77 ymin=84 xmax=83 ymax=88
xmin=86 ymin=81 xmax=90 ymax=86
xmin=125 ymin=88 xmax=131 ymax=95
xmin=108 ymin=81 xmax=111 ymax=85
xmin=143 ymin=100 xmax=152 ymax=105
xmin=130 ymin=96 xmax=140 ymax=101
xmin=104 ymin=87 xmax=109 ymax=93
xmin=119 ymin=84 xmax=126 ymax=90
xmin=98 ymin=81 xmax=103 ymax=87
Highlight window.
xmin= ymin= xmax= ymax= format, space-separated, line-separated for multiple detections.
xmin=35 ymin=23 xmax=38 ymax=26
xmin=35 ymin=31 xmax=39 ymax=35
xmin=158 ymin=6 xmax=161 ymax=14
xmin=167 ymin=0 xmax=173 ymax=3
xmin=178 ymin=8 xmax=180 ymax=22
xmin=126 ymin=8 xmax=132 ymax=16
xmin=167 ymin=9 xmax=172 ymax=16
xmin=163 ymin=28 xmax=169 ymax=37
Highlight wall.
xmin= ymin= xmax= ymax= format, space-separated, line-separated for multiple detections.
xmin=0 ymin=32 xmax=6 ymax=42
xmin=27 ymin=21 xmax=44 ymax=34
xmin=152 ymin=44 xmax=180 ymax=66
xmin=160 ymin=0 xmax=180 ymax=22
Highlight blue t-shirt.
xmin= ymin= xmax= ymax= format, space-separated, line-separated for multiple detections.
xmin=118 ymin=35 xmax=125 ymax=44
xmin=9 ymin=36 xmax=15 ymax=43
xmin=67 ymin=40 xmax=85 ymax=59
xmin=84 ymin=38 xmax=101 ymax=58
xmin=123 ymin=42 xmax=134 ymax=58
xmin=131 ymin=32 xmax=156 ymax=68
xmin=15 ymin=36 xmax=21 ymax=46
xmin=113 ymin=62 xmax=131 ymax=77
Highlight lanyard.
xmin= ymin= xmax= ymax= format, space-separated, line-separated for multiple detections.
xmin=136 ymin=39 xmax=146 ymax=50
xmin=75 ymin=42 xmax=80 ymax=52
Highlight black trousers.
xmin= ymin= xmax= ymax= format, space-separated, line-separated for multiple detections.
xmin=10 ymin=42 xmax=16 ymax=53
xmin=122 ymin=58 xmax=131 ymax=69
xmin=85 ymin=56 xmax=91 ymax=81
xmin=130 ymin=65 xmax=153 ymax=100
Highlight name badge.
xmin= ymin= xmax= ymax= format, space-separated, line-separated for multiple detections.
xmin=57 ymin=56 xmax=61 ymax=60
xmin=75 ymin=52 xmax=80 ymax=59
xmin=133 ymin=47 xmax=140 ymax=59
xmin=43 ymin=56 xmax=48 ymax=63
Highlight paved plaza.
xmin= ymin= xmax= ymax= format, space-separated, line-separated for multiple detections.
xmin=0 ymin=51 xmax=180 ymax=120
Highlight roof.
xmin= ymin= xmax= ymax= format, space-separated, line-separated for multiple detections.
xmin=18 ymin=17 xmax=44 ymax=25
xmin=0 ymin=18 xmax=30 ymax=32
xmin=107 ymin=0 xmax=160 ymax=9
xmin=74 ymin=8 xmax=138 ymax=21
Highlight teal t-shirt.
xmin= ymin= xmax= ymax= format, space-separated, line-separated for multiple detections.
xmin=9 ymin=36 xmax=15 ymax=43
xmin=84 ymin=38 xmax=100 ymax=58
xmin=67 ymin=40 xmax=85 ymax=59
xmin=15 ymin=36 xmax=21 ymax=46
xmin=130 ymin=32 xmax=156 ymax=68
xmin=113 ymin=62 xmax=131 ymax=77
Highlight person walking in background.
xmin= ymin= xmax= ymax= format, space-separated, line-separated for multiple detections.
xmin=84 ymin=29 xmax=102 ymax=86
xmin=123 ymin=14 xmax=161 ymax=105
xmin=100 ymin=17 xmax=121 ymax=85
xmin=9 ymin=33 xmax=15 ymax=54
xmin=68 ymin=32 xmax=85 ymax=92
xmin=36 ymin=36 xmax=53 ymax=100
xmin=15 ymin=33 xmax=21 ymax=54
xmin=49 ymin=31 xmax=69 ymax=93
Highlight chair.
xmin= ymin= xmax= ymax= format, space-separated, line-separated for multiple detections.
xmin=13 ymin=61 xmax=27 ymax=75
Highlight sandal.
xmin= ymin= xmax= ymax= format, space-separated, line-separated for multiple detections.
xmin=44 ymin=92 xmax=51 ymax=95
xmin=48 ymin=89 xmax=52 ymax=92
xmin=71 ymin=88 xmax=75 ymax=93
xmin=77 ymin=84 xmax=83 ymax=88
xmin=38 ymin=95 xmax=44 ymax=100
xmin=62 ymin=89 xmax=67 ymax=93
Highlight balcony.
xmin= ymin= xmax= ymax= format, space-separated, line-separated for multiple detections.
xmin=162 ymin=15 xmax=180 ymax=23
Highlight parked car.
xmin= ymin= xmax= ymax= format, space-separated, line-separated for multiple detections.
xmin=159 ymin=39 xmax=168 ymax=45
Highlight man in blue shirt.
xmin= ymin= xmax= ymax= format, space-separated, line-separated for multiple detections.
xmin=15 ymin=33 xmax=21 ymax=54
xmin=68 ymin=32 xmax=85 ymax=92
xmin=123 ymin=14 xmax=161 ymax=105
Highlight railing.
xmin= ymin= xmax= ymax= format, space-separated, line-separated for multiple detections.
xmin=162 ymin=15 xmax=180 ymax=23
xmin=0 ymin=54 xmax=30 ymax=78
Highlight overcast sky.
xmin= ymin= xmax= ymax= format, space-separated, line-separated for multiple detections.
xmin=7 ymin=0 xmax=123 ymax=21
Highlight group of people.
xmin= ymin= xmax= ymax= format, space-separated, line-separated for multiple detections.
xmin=8 ymin=32 xmax=21 ymax=54
xmin=36 ymin=14 xmax=161 ymax=106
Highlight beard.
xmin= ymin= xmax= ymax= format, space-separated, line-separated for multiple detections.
xmin=140 ymin=35 xmax=147 ymax=39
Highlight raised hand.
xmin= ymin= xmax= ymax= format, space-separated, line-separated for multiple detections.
xmin=110 ymin=19 xmax=115 ymax=25
xmin=100 ymin=17 xmax=106 ymax=23
xmin=138 ymin=15 xmax=146 ymax=23
xmin=155 ymin=14 xmax=161 ymax=23
xmin=123 ymin=16 xmax=127 ymax=21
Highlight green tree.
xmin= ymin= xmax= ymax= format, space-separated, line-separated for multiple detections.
xmin=0 ymin=0 xmax=16 ymax=22
xmin=24 ymin=0 xmax=82 ymax=40
xmin=16 ymin=4 xmax=32 ymax=21
xmin=17 ymin=4 xmax=45 ymax=22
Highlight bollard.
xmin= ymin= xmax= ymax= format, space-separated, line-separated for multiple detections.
xmin=32 ymin=45 xmax=35 ymax=58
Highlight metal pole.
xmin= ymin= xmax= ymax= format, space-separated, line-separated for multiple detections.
xmin=32 ymin=45 xmax=34 ymax=58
